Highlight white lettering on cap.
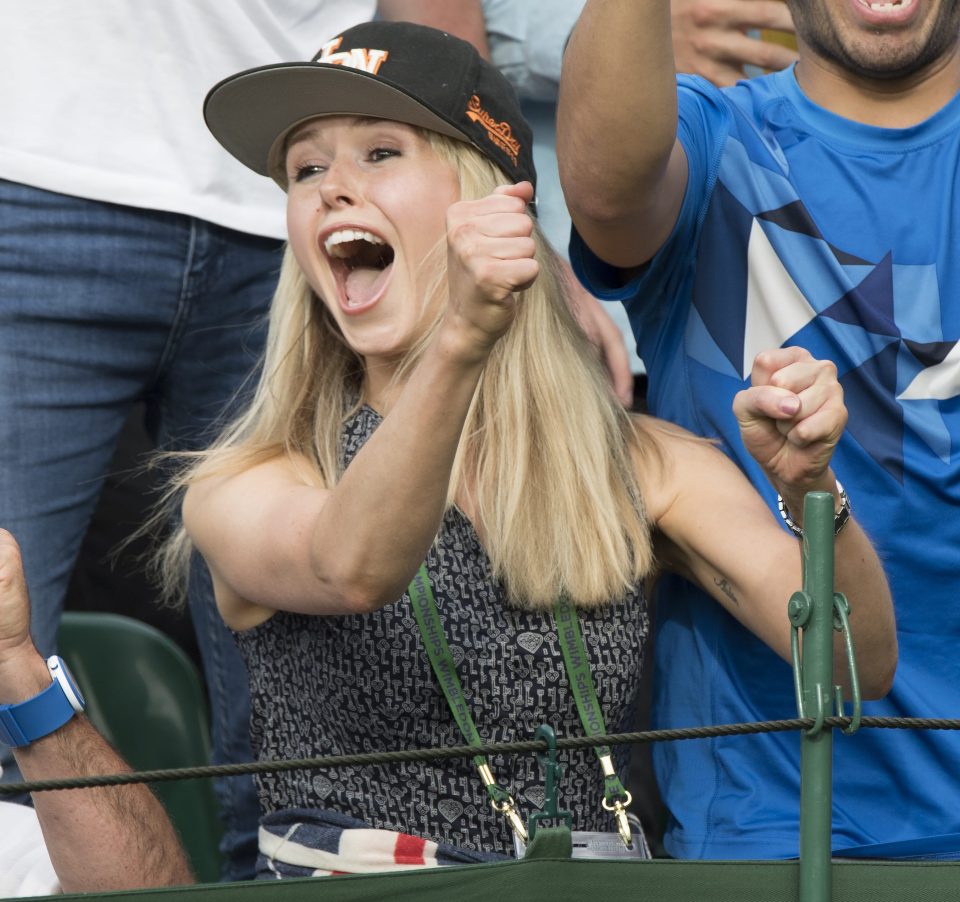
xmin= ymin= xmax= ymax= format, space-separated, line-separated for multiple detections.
xmin=317 ymin=36 xmax=389 ymax=75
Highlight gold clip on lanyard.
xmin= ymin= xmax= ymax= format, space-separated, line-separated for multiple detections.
xmin=408 ymin=565 xmax=527 ymax=842
xmin=409 ymin=565 xmax=633 ymax=848
xmin=477 ymin=762 xmax=528 ymax=841
xmin=599 ymin=755 xmax=634 ymax=849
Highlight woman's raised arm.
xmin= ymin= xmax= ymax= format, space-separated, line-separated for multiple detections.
xmin=648 ymin=347 xmax=897 ymax=698
xmin=185 ymin=184 xmax=538 ymax=627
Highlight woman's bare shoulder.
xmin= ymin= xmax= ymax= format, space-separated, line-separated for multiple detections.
xmin=627 ymin=413 xmax=725 ymax=523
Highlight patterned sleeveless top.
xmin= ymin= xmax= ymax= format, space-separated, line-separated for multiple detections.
xmin=233 ymin=405 xmax=650 ymax=855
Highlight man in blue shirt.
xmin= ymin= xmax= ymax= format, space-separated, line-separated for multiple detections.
xmin=557 ymin=0 xmax=960 ymax=860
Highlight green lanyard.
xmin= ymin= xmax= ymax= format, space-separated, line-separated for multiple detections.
xmin=553 ymin=594 xmax=634 ymax=848
xmin=408 ymin=565 xmax=528 ymax=841
xmin=408 ymin=564 xmax=634 ymax=847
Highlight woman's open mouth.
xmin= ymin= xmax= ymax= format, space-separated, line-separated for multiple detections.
xmin=324 ymin=228 xmax=396 ymax=312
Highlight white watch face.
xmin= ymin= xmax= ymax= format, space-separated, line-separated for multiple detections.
xmin=47 ymin=656 xmax=86 ymax=712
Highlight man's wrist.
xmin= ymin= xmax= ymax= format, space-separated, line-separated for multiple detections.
xmin=0 ymin=649 xmax=50 ymax=705
xmin=0 ymin=654 xmax=86 ymax=748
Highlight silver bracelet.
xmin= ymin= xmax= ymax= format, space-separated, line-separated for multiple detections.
xmin=777 ymin=480 xmax=851 ymax=539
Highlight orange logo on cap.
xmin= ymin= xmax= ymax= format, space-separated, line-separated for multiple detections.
xmin=465 ymin=95 xmax=521 ymax=167
xmin=317 ymin=36 xmax=389 ymax=74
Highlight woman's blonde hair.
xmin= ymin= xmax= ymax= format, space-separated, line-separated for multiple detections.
xmin=155 ymin=130 xmax=660 ymax=610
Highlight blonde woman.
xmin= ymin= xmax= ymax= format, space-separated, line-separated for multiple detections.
xmin=165 ymin=21 xmax=895 ymax=877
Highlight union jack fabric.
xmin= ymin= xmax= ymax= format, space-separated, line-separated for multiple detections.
xmin=256 ymin=808 xmax=505 ymax=879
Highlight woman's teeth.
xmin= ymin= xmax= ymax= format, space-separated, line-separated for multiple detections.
xmin=324 ymin=229 xmax=384 ymax=257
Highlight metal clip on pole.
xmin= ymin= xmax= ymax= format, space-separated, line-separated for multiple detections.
xmin=790 ymin=595 xmax=862 ymax=736
xmin=831 ymin=593 xmax=862 ymax=735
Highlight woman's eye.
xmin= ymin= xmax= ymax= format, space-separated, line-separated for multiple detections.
xmin=292 ymin=163 xmax=326 ymax=183
xmin=370 ymin=147 xmax=399 ymax=162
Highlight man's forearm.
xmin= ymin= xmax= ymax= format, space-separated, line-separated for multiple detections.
xmin=1 ymin=529 xmax=194 ymax=892
xmin=16 ymin=712 xmax=194 ymax=892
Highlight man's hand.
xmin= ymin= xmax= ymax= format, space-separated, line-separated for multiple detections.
xmin=562 ymin=259 xmax=634 ymax=407
xmin=672 ymin=0 xmax=797 ymax=87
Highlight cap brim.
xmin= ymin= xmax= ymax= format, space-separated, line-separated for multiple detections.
xmin=204 ymin=63 xmax=470 ymax=188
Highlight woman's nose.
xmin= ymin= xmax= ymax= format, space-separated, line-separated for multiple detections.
xmin=318 ymin=157 xmax=362 ymax=208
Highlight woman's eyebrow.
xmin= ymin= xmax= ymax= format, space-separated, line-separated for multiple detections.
xmin=284 ymin=126 xmax=329 ymax=161
xmin=285 ymin=125 xmax=321 ymax=151
xmin=285 ymin=118 xmax=396 ymax=153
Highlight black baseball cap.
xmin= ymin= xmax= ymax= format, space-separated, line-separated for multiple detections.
xmin=204 ymin=21 xmax=536 ymax=191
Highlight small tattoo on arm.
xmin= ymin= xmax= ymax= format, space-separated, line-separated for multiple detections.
xmin=714 ymin=577 xmax=739 ymax=607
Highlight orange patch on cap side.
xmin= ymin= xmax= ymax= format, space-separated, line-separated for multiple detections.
xmin=465 ymin=95 xmax=521 ymax=166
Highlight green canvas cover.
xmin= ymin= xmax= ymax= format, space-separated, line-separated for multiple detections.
xmin=17 ymin=855 xmax=960 ymax=902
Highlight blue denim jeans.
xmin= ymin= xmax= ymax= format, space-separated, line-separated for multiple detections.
xmin=0 ymin=179 xmax=282 ymax=880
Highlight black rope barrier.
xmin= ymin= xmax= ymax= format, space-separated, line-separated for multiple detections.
xmin=3 ymin=715 xmax=959 ymax=797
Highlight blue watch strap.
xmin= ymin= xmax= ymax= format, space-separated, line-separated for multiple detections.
xmin=0 ymin=678 xmax=78 ymax=747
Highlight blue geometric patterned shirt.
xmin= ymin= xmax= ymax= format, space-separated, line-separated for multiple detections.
xmin=572 ymin=66 xmax=960 ymax=860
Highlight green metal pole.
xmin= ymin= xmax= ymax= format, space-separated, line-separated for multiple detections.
xmin=799 ymin=492 xmax=835 ymax=902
